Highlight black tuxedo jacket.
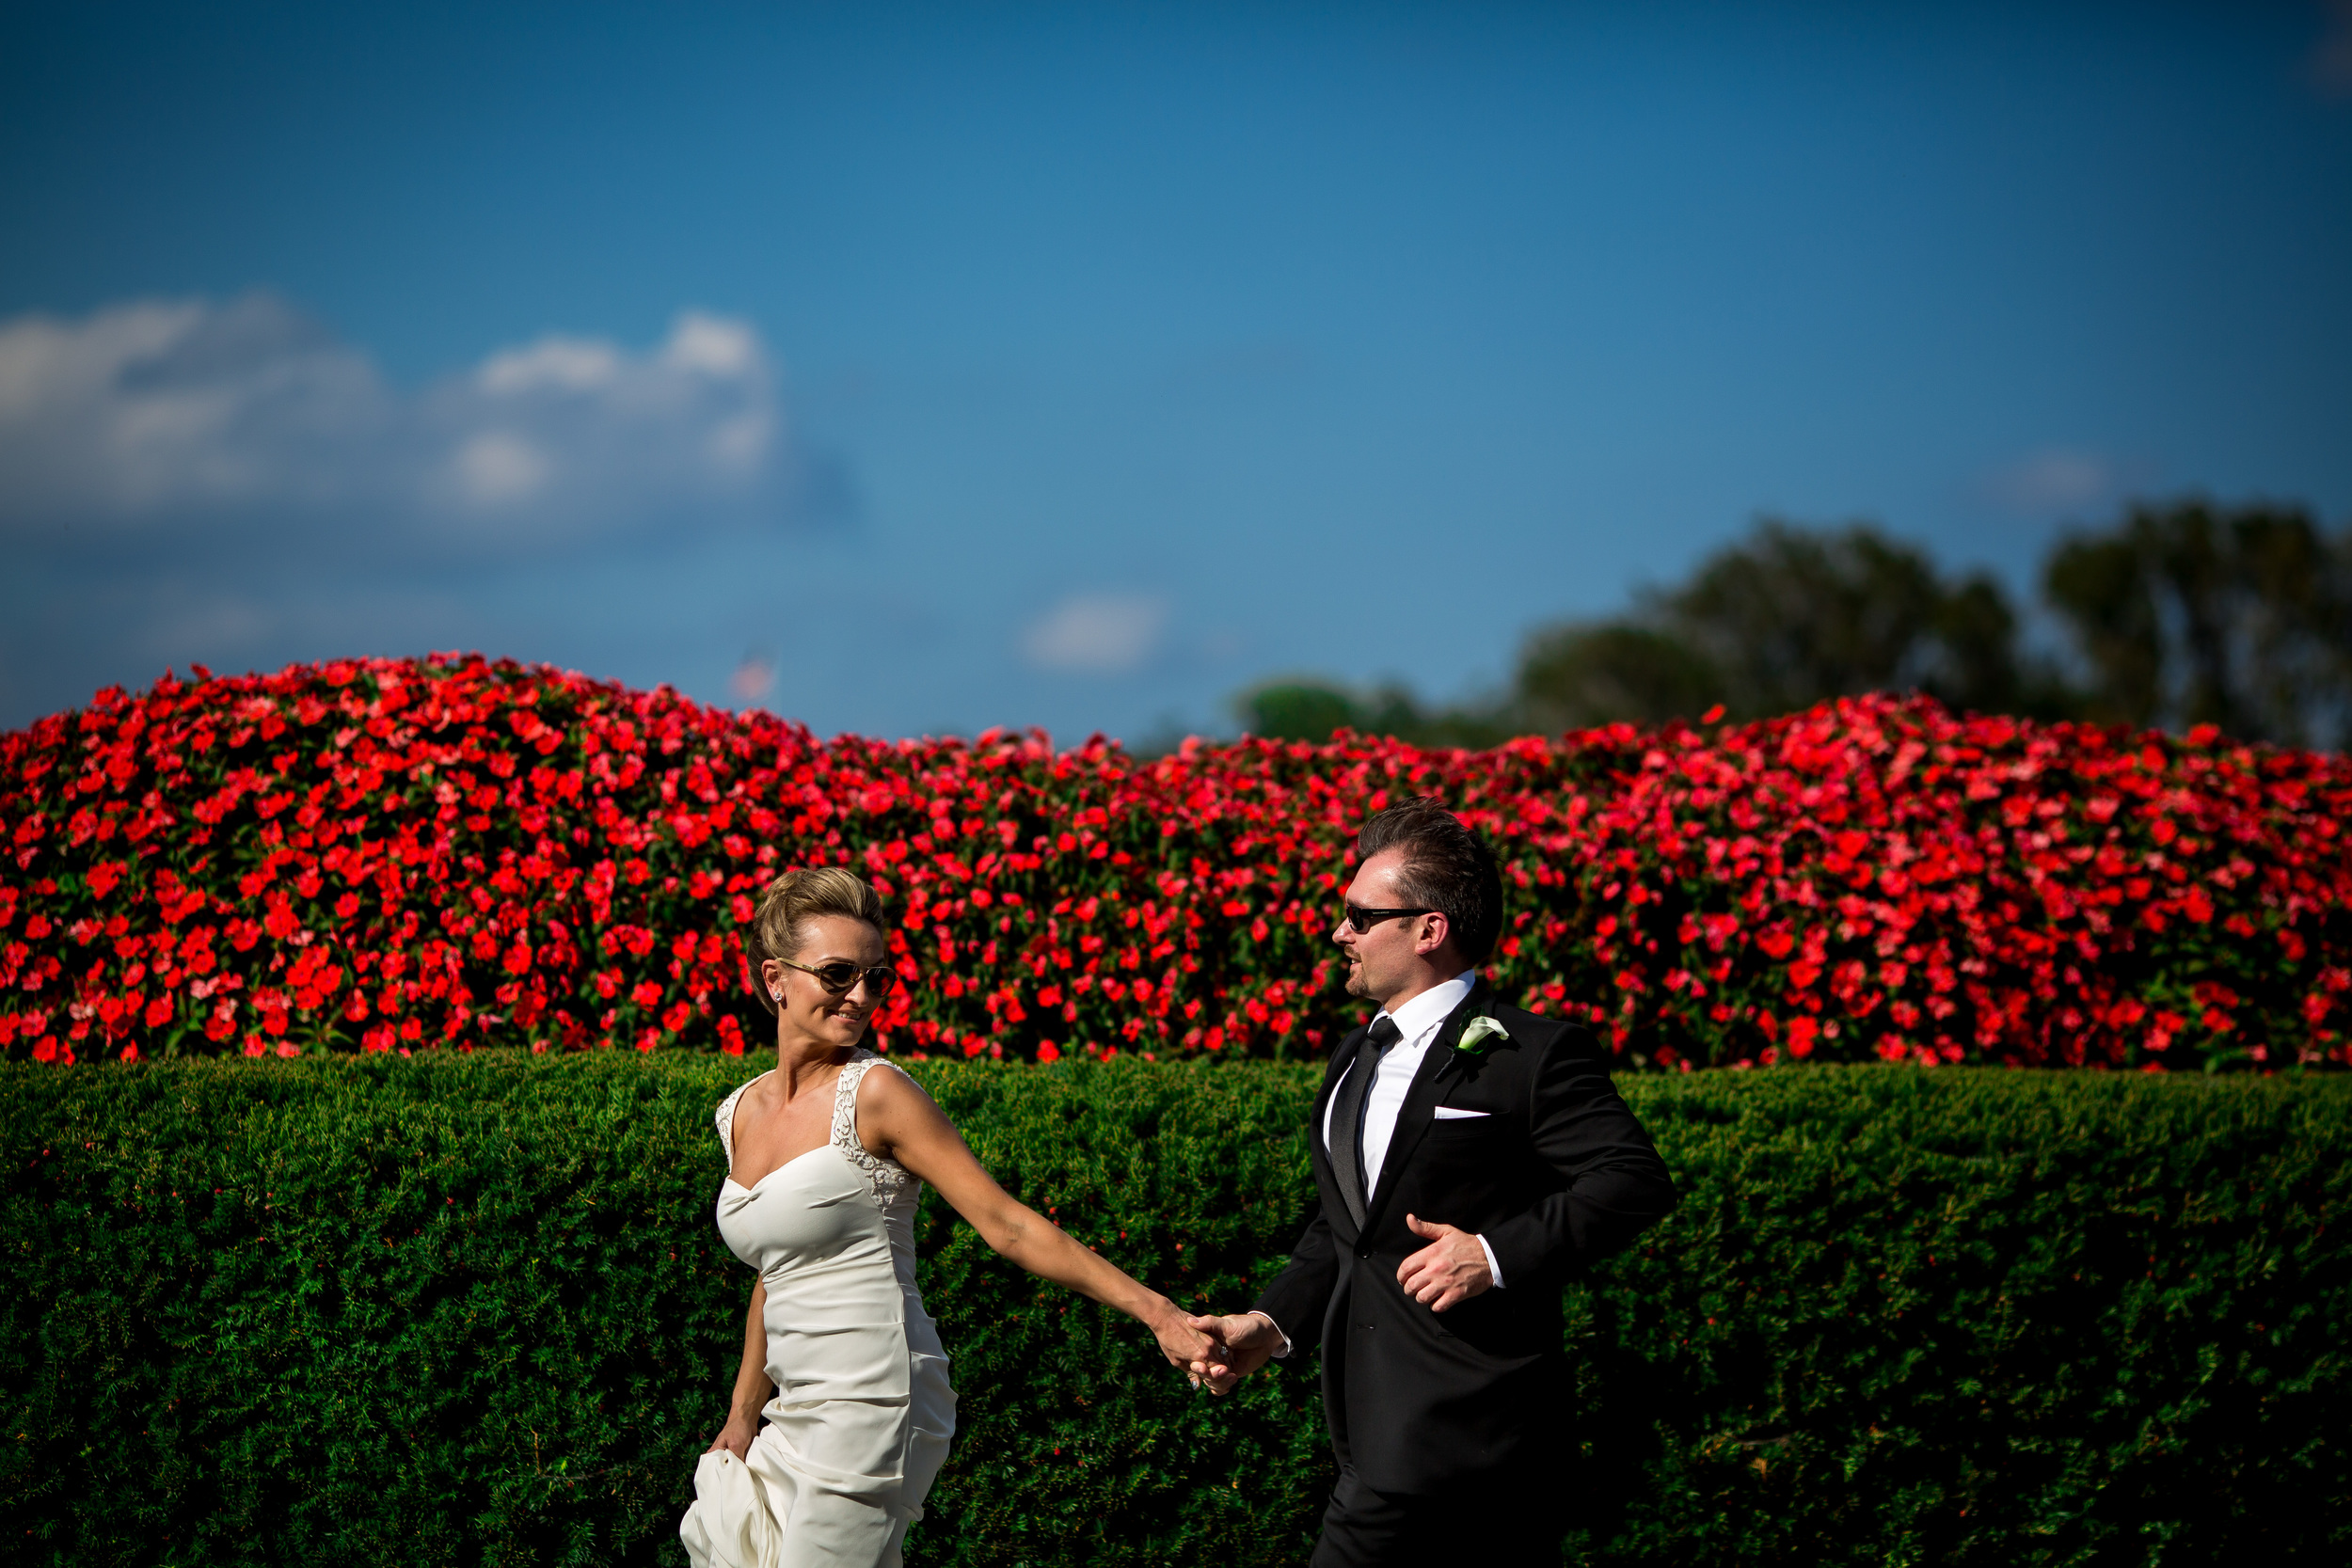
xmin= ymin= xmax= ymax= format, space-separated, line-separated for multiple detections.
xmin=1251 ymin=980 xmax=1677 ymax=1494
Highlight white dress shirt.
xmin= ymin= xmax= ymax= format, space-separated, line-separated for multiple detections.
xmin=1255 ymin=972 xmax=1502 ymax=1360
xmin=1322 ymin=970 xmax=1472 ymax=1193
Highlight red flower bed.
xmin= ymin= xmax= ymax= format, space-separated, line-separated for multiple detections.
xmin=4 ymin=655 xmax=2349 ymax=1070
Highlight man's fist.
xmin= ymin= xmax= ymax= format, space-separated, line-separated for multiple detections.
xmin=1397 ymin=1213 xmax=1493 ymax=1312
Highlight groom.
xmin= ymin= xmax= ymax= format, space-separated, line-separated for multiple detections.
xmin=1192 ymin=798 xmax=1677 ymax=1565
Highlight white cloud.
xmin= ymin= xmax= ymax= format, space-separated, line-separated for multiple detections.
xmin=1020 ymin=593 xmax=1169 ymax=674
xmin=451 ymin=431 xmax=551 ymax=507
xmin=0 ymin=294 xmax=790 ymax=546
xmin=1985 ymin=447 xmax=2118 ymax=515
xmin=663 ymin=313 xmax=762 ymax=378
xmin=707 ymin=409 xmax=773 ymax=472
xmin=476 ymin=336 xmax=622 ymax=395
xmin=0 ymin=294 xmax=387 ymax=518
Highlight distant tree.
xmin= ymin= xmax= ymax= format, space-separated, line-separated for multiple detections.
xmin=2043 ymin=499 xmax=2352 ymax=746
xmin=1507 ymin=521 xmax=2063 ymax=728
xmin=1656 ymin=520 xmax=2073 ymax=721
xmin=1222 ymin=501 xmax=2349 ymax=748
xmin=1931 ymin=574 xmax=2051 ymax=719
xmin=1232 ymin=679 xmax=1513 ymax=748
xmin=1232 ymin=522 xmax=2058 ymax=741
xmin=1511 ymin=623 xmax=1724 ymax=729
xmin=1663 ymin=522 xmax=1947 ymax=716
xmin=1232 ymin=681 xmax=1364 ymax=743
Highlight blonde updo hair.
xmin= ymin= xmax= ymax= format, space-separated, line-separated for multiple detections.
xmin=747 ymin=866 xmax=888 ymax=1017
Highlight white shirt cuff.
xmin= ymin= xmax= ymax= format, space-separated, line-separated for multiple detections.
xmin=1477 ymin=1234 xmax=1505 ymax=1289
xmin=1248 ymin=1310 xmax=1293 ymax=1358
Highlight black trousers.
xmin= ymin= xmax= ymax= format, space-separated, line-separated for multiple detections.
xmin=1309 ymin=1463 xmax=1558 ymax=1568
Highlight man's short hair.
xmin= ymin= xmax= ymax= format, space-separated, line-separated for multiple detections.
xmin=1356 ymin=797 xmax=1504 ymax=964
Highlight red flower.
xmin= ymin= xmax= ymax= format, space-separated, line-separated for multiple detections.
xmin=5 ymin=657 xmax=2346 ymax=1072
xmin=1786 ymin=1017 xmax=1820 ymax=1058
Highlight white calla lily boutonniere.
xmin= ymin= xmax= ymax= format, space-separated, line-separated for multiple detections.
xmin=1455 ymin=1015 xmax=1511 ymax=1057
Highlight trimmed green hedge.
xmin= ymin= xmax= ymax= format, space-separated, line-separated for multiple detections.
xmin=4 ymin=1059 xmax=2347 ymax=1566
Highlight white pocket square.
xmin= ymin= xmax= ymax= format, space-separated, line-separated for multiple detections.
xmin=1433 ymin=1107 xmax=1491 ymax=1120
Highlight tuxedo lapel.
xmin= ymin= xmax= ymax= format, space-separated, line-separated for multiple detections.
xmin=1312 ymin=1023 xmax=1370 ymax=1232
xmin=1362 ymin=979 xmax=1488 ymax=1228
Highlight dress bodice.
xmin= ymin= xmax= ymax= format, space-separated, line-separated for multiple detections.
xmin=712 ymin=1051 xmax=929 ymax=1307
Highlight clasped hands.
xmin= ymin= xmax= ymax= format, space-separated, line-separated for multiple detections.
xmin=1180 ymin=1214 xmax=1492 ymax=1395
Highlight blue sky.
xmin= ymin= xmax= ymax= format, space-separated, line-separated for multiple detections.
xmin=4 ymin=1 xmax=2348 ymax=739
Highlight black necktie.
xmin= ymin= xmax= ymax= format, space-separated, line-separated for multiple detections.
xmin=1329 ymin=1015 xmax=1403 ymax=1229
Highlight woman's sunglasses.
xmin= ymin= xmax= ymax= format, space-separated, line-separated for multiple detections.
xmin=775 ymin=958 xmax=900 ymax=999
xmin=1342 ymin=903 xmax=1435 ymax=935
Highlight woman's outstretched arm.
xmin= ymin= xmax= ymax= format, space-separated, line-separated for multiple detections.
xmin=705 ymin=1277 xmax=773 ymax=1459
xmin=858 ymin=1066 xmax=1217 ymax=1373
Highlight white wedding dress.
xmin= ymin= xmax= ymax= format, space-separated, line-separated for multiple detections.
xmin=680 ymin=1052 xmax=958 ymax=1568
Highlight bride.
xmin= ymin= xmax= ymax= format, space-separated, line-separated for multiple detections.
xmin=680 ymin=866 xmax=1218 ymax=1568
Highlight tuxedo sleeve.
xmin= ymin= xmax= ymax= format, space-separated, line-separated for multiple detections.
xmin=1482 ymin=1023 xmax=1676 ymax=1287
xmin=1250 ymin=1196 xmax=1340 ymax=1358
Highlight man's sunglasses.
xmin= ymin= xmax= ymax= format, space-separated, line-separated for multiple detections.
xmin=1342 ymin=904 xmax=1436 ymax=935
xmin=775 ymin=958 xmax=899 ymax=999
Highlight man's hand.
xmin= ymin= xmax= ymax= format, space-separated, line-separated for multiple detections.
xmin=1147 ymin=1306 xmax=1222 ymax=1375
xmin=1397 ymin=1213 xmax=1493 ymax=1312
xmin=1185 ymin=1311 xmax=1284 ymax=1394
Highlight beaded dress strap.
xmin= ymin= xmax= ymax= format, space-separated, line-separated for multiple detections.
xmin=832 ymin=1051 xmax=915 ymax=1205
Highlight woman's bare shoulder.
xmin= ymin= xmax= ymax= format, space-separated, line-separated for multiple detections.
xmin=858 ymin=1057 xmax=933 ymax=1103
xmin=859 ymin=1058 xmax=957 ymax=1132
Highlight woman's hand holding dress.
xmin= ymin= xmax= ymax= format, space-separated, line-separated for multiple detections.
xmin=706 ymin=1413 xmax=759 ymax=1462
xmin=703 ymin=1275 xmax=772 ymax=1460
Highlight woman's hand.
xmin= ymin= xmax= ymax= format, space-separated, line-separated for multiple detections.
xmin=710 ymin=1279 xmax=773 ymax=1462
xmin=1185 ymin=1310 xmax=1284 ymax=1393
xmin=706 ymin=1411 xmax=760 ymax=1462
xmin=1145 ymin=1303 xmax=1222 ymax=1375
